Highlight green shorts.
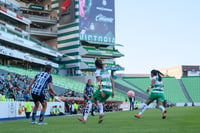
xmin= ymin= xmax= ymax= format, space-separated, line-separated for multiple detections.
xmin=149 ymin=93 xmax=165 ymax=102
xmin=91 ymin=89 xmax=112 ymax=103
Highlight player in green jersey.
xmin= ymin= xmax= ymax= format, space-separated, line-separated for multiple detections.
xmin=78 ymin=58 xmax=115 ymax=123
xmin=135 ymin=70 xmax=167 ymax=119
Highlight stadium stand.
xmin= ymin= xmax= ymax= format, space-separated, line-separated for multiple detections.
xmin=162 ymin=77 xmax=187 ymax=103
xmin=123 ymin=77 xmax=187 ymax=103
xmin=177 ymin=79 xmax=193 ymax=102
xmin=0 ymin=69 xmax=77 ymax=101
xmin=114 ymin=79 xmax=143 ymax=93
xmin=123 ymin=77 xmax=150 ymax=92
xmin=182 ymin=76 xmax=200 ymax=102
xmin=0 ymin=70 xmax=29 ymax=101
xmin=0 ymin=65 xmax=127 ymax=101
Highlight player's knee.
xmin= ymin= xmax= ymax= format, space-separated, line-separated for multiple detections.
xmin=41 ymin=102 xmax=47 ymax=108
xmin=157 ymin=101 xmax=163 ymax=106
xmin=35 ymin=102 xmax=39 ymax=108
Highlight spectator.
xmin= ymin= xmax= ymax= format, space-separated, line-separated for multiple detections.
xmin=71 ymin=91 xmax=75 ymax=97
xmin=50 ymin=106 xmax=56 ymax=116
xmin=58 ymin=105 xmax=65 ymax=115
xmin=13 ymin=75 xmax=18 ymax=87
xmin=9 ymin=93 xmax=15 ymax=101
xmin=23 ymin=90 xmax=28 ymax=100
xmin=7 ymin=73 xmax=11 ymax=82
xmin=129 ymin=96 xmax=135 ymax=111
xmin=65 ymin=102 xmax=70 ymax=113
xmin=79 ymin=104 xmax=83 ymax=114
xmin=134 ymin=102 xmax=139 ymax=110
xmin=54 ymin=105 xmax=59 ymax=115
xmin=109 ymin=104 xmax=113 ymax=112
xmin=70 ymin=102 xmax=74 ymax=114
xmin=0 ymin=91 xmax=6 ymax=101
xmin=0 ymin=74 xmax=5 ymax=83
xmin=74 ymin=102 xmax=79 ymax=114
xmin=24 ymin=98 xmax=32 ymax=119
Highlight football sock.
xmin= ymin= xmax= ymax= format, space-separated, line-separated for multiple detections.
xmin=98 ymin=102 xmax=104 ymax=114
xmin=32 ymin=110 xmax=37 ymax=121
xmin=84 ymin=100 xmax=92 ymax=120
xmin=138 ymin=104 xmax=148 ymax=116
xmin=39 ymin=112 xmax=45 ymax=122
xmin=158 ymin=105 xmax=165 ymax=113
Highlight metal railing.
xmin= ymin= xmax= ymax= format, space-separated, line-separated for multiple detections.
xmin=23 ymin=14 xmax=57 ymax=23
xmin=29 ymin=27 xmax=57 ymax=34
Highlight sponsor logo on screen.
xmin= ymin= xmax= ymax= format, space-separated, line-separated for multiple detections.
xmin=79 ymin=0 xmax=115 ymax=43
xmin=95 ymin=14 xmax=114 ymax=23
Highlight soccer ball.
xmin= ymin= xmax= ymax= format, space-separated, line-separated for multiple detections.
xmin=127 ymin=90 xmax=135 ymax=97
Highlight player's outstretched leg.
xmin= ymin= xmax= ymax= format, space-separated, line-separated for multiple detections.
xmin=135 ymin=99 xmax=152 ymax=118
xmin=98 ymin=102 xmax=104 ymax=124
xmin=157 ymin=101 xmax=167 ymax=119
xmin=135 ymin=103 xmax=148 ymax=118
xmin=78 ymin=100 xmax=92 ymax=123
xmin=162 ymin=110 xmax=167 ymax=119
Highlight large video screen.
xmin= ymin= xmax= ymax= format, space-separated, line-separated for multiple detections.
xmin=79 ymin=0 xmax=115 ymax=43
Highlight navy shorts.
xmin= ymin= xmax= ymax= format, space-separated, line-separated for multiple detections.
xmin=31 ymin=93 xmax=46 ymax=103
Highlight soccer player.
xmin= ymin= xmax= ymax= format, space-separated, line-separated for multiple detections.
xmin=26 ymin=65 xmax=56 ymax=125
xmin=83 ymin=79 xmax=95 ymax=116
xmin=78 ymin=58 xmax=115 ymax=123
xmin=135 ymin=70 xmax=167 ymax=119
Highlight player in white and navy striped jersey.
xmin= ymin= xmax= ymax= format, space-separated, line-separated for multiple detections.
xmin=26 ymin=65 xmax=56 ymax=125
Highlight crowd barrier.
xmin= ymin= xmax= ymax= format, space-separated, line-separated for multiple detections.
xmin=176 ymin=103 xmax=200 ymax=107
xmin=0 ymin=101 xmax=64 ymax=119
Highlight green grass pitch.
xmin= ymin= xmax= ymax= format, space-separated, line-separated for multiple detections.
xmin=0 ymin=107 xmax=200 ymax=133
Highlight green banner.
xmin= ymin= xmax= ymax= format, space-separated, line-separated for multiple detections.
xmin=29 ymin=5 xmax=44 ymax=10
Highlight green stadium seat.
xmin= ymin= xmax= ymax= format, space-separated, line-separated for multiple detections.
xmin=115 ymin=79 xmax=143 ymax=93
xmin=182 ymin=77 xmax=200 ymax=102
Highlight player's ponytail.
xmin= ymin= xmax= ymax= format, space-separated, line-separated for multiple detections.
xmin=151 ymin=69 xmax=164 ymax=81
xmin=157 ymin=70 xmax=164 ymax=81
